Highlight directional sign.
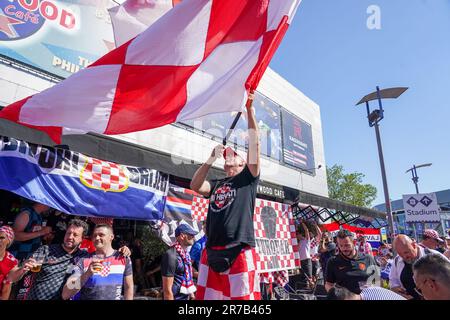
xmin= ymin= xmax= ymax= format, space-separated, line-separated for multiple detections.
xmin=402 ymin=193 xmax=441 ymax=223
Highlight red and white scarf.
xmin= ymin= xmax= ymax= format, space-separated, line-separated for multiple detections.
xmin=173 ymin=241 xmax=196 ymax=295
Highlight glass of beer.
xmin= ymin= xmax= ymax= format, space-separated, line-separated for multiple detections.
xmin=92 ymin=254 xmax=105 ymax=273
xmin=30 ymin=253 xmax=45 ymax=273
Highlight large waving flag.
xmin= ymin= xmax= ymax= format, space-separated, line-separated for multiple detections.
xmin=0 ymin=0 xmax=301 ymax=143
xmin=109 ymin=0 xmax=183 ymax=47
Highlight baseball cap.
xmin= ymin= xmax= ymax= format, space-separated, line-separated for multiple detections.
xmin=423 ymin=229 xmax=444 ymax=243
xmin=223 ymin=147 xmax=245 ymax=160
xmin=175 ymin=224 xmax=198 ymax=237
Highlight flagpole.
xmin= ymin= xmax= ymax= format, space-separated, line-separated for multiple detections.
xmin=222 ymin=90 xmax=255 ymax=146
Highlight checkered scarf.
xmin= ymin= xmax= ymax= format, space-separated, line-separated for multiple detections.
xmin=358 ymin=241 xmax=372 ymax=255
xmin=173 ymin=241 xmax=196 ymax=295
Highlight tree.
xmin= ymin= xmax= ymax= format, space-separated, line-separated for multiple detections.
xmin=327 ymin=164 xmax=377 ymax=208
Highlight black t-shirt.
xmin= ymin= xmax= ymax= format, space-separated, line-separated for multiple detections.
xmin=326 ymin=252 xmax=377 ymax=294
xmin=400 ymin=262 xmax=421 ymax=300
xmin=205 ymin=165 xmax=259 ymax=248
xmin=161 ymin=247 xmax=189 ymax=300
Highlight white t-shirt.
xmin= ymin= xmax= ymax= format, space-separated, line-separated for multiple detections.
xmin=299 ymin=239 xmax=311 ymax=261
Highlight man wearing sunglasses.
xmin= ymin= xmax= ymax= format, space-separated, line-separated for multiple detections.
xmin=412 ymin=253 xmax=450 ymax=300
xmin=390 ymin=234 xmax=447 ymax=299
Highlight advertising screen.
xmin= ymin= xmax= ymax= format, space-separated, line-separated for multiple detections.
xmin=180 ymin=91 xmax=283 ymax=160
xmin=280 ymin=109 xmax=315 ymax=172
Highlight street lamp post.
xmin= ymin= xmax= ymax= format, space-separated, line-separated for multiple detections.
xmin=405 ymin=163 xmax=432 ymax=239
xmin=356 ymin=86 xmax=408 ymax=240
xmin=406 ymin=163 xmax=432 ymax=194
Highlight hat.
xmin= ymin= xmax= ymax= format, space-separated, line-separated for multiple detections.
xmin=0 ymin=226 xmax=15 ymax=246
xmin=223 ymin=147 xmax=244 ymax=160
xmin=423 ymin=229 xmax=444 ymax=243
xmin=175 ymin=224 xmax=198 ymax=237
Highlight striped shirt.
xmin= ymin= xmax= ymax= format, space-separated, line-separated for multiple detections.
xmin=360 ymin=287 xmax=406 ymax=300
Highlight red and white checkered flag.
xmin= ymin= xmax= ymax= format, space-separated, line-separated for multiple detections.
xmin=0 ymin=0 xmax=302 ymax=143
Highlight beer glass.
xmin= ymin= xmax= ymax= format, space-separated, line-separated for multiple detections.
xmin=31 ymin=253 xmax=45 ymax=273
xmin=92 ymin=254 xmax=105 ymax=273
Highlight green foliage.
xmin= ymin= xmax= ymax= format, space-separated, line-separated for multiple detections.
xmin=140 ymin=225 xmax=168 ymax=263
xmin=327 ymin=164 xmax=377 ymax=208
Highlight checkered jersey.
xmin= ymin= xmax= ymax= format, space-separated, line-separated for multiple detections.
xmin=80 ymin=158 xmax=128 ymax=192
xmin=26 ymin=244 xmax=89 ymax=300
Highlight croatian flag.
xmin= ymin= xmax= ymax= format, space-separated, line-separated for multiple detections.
xmin=0 ymin=0 xmax=302 ymax=143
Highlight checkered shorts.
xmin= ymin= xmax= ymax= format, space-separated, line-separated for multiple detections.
xmin=196 ymin=246 xmax=261 ymax=300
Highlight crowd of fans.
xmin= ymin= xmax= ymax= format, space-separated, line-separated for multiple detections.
xmin=1 ymin=194 xmax=449 ymax=300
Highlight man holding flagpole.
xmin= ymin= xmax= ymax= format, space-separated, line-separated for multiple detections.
xmin=190 ymin=91 xmax=261 ymax=300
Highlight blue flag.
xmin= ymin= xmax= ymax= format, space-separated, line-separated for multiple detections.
xmin=0 ymin=136 xmax=168 ymax=221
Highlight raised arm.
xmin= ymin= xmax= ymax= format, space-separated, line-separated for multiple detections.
xmin=245 ymin=91 xmax=260 ymax=177
xmin=314 ymin=222 xmax=322 ymax=242
xmin=13 ymin=211 xmax=52 ymax=241
xmin=190 ymin=145 xmax=224 ymax=197
xmin=301 ymin=221 xmax=310 ymax=240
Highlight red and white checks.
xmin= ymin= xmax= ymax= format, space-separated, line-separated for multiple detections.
xmin=191 ymin=196 xmax=209 ymax=222
xmin=0 ymin=0 xmax=302 ymax=143
xmin=80 ymin=158 xmax=128 ymax=192
xmin=0 ymin=226 xmax=15 ymax=245
xmin=89 ymin=217 xmax=114 ymax=227
xmin=254 ymin=199 xmax=300 ymax=272
xmin=260 ymin=270 xmax=289 ymax=287
xmin=196 ymin=246 xmax=261 ymax=300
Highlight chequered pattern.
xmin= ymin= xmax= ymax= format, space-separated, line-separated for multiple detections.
xmin=259 ymin=270 xmax=289 ymax=287
xmin=196 ymin=246 xmax=261 ymax=300
xmin=254 ymin=199 xmax=300 ymax=272
xmin=100 ymin=263 xmax=111 ymax=277
xmin=191 ymin=196 xmax=209 ymax=222
xmin=80 ymin=158 xmax=128 ymax=192
xmin=89 ymin=217 xmax=114 ymax=226
xmin=0 ymin=0 xmax=301 ymax=144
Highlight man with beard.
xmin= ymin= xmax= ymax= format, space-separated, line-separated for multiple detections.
xmin=8 ymin=219 xmax=130 ymax=300
xmin=162 ymin=224 xmax=198 ymax=300
xmin=325 ymin=229 xmax=378 ymax=294
xmin=390 ymin=234 xmax=447 ymax=300
xmin=62 ymin=224 xmax=134 ymax=300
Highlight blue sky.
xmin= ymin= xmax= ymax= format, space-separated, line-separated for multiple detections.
xmin=270 ymin=0 xmax=450 ymax=207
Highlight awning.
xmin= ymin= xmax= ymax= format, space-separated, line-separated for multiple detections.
xmin=0 ymin=119 xmax=386 ymax=221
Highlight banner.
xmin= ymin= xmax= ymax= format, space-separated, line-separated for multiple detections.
xmin=0 ymin=0 xmax=116 ymax=78
xmin=321 ymin=222 xmax=382 ymax=250
xmin=152 ymin=188 xmax=300 ymax=272
xmin=403 ymin=193 xmax=441 ymax=223
xmin=150 ymin=185 xmax=206 ymax=246
xmin=0 ymin=136 xmax=168 ymax=220
xmin=254 ymin=199 xmax=300 ymax=272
